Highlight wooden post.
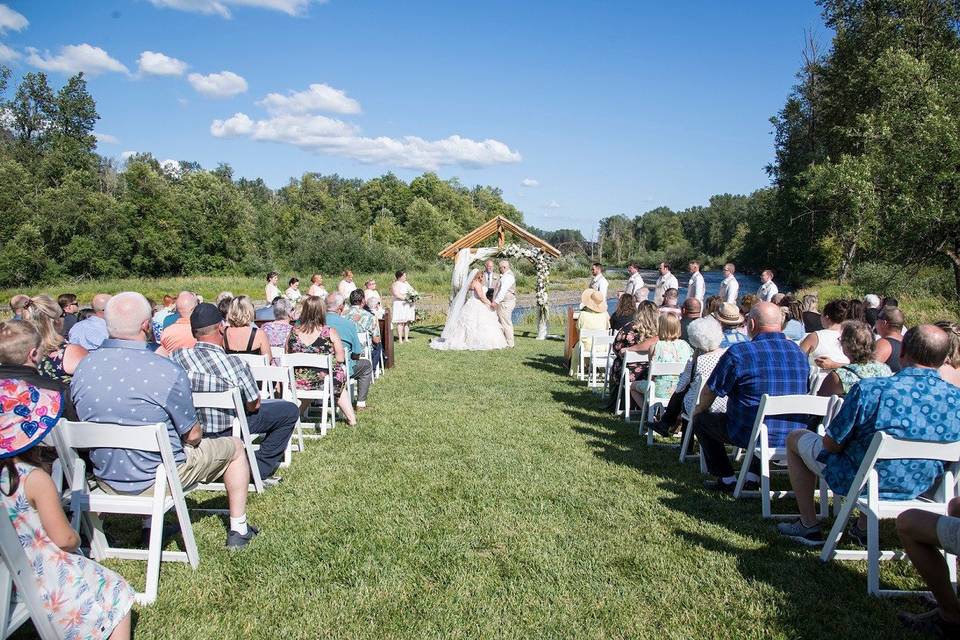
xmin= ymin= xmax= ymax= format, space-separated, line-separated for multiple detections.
xmin=564 ymin=307 xmax=578 ymax=361
xmin=382 ymin=308 xmax=395 ymax=369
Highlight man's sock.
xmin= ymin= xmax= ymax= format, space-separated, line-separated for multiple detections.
xmin=745 ymin=472 xmax=761 ymax=483
xmin=356 ymin=401 xmax=366 ymax=408
xmin=230 ymin=514 xmax=248 ymax=536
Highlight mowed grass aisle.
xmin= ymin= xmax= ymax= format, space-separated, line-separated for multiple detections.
xmin=115 ymin=327 xmax=922 ymax=639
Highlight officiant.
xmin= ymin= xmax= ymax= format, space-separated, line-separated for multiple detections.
xmin=483 ymin=259 xmax=497 ymax=302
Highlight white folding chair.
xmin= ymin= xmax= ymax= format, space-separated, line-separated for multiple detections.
xmin=192 ymin=389 xmax=265 ymax=493
xmin=820 ymin=432 xmax=960 ymax=597
xmin=678 ymin=373 xmax=709 ymax=469
xmin=588 ymin=334 xmax=615 ymax=392
xmin=617 ymin=351 xmax=649 ymax=420
xmin=50 ymin=420 xmax=200 ymax=606
xmin=733 ymin=394 xmax=835 ymax=519
xmin=231 ymin=353 xmax=268 ymax=368
xmin=638 ymin=360 xmax=689 ymax=444
xmin=278 ymin=353 xmax=335 ymax=436
xmin=270 ymin=346 xmax=284 ymax=362
xmin=0 ymin=512 xmax=59 ymax=639
xmin=249 ymin=363 xmax=305 ymax=466
xmin=576 ymin=329 xmax=609 ymax=381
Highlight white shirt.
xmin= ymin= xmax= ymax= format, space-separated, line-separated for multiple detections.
xmin=337 ymin=280 xmax=357 ymax=299
xmin=590 ymin=274 xmax=609 ymax=300
xmin=757 ymin=281 xmax=779 ymax=302
xmin=719 ymin=275 xmax=739 ymax=304
xmin=483 ymin=270 xmax=497 ymax=290
xmin=494 ymin=271 xmax=516 ymax=304
xmin=654 ymin=272 xmax=679 ymax=306
xmin=687 ymin=271 xmax=705 ymax=303
xmin=625 ymin=272 xmax=646 ymax=298
xmin=265 ymin=283 xmax=280 ymax=302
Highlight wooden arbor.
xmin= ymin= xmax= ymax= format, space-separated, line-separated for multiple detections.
xmin=439 ymin=216 xmax=561 ymax=339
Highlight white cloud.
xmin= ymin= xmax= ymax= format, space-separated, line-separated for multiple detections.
xmin=259 ymin=83 xmax=361 ymax=115
xmin=159 ymin=158 xmax=182 ymax=177
xmin=0 ymin=42 xmax=18 ymax=62
xmin=138 ymin=51 xmax=188 ymax=76
xmin=26 ymin=44 xmax=129 ymax=76
xmin=544 ymin=200 xmax=561 ymax=209
xmin=188 ymin=70 xmax=248 ymax=98
xmin=148 ymin=0 xmax=322 ymax=18
xmin=120 ymin=150 xmax=138 ymax=161
xmin=521 ymin=178 xmax=539 ymax=188
xmin=94 ymin=132 xmax=119 ymax=145
xmin=0 ymin=4 xmax=28 ymax=33
xmin=210 ymin=111 xmax=521 ymax=170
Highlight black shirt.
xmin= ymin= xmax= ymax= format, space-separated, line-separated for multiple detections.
xmin=61 ymin=313 xmax=78 ymax=337
xmin=0 ymin=364 xmax=78 ymax=421
xmin=802 ymin=311 xmax=823 ymax=333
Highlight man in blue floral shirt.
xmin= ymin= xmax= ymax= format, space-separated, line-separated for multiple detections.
xmin=778 ymin=325 xmax=960 ymax=546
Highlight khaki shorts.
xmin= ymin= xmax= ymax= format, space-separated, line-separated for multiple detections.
xmin=938 ymin=516 xmax=960 ymax=556
xmin=795 ymin=430 xmax=827 ymax=476
xmin=98 ymin=437 xmax=237 ymax=495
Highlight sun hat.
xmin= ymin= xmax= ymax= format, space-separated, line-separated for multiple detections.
xmin=580 ymin=289 xmax=607 ymax=314
xmin=0 ymin=380 xmax=63 ymax=459
xmin=713 ymin=302 xmax=745 ymax=327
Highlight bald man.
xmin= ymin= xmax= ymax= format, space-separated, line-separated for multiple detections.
xmin=692 ymin=301 xmax=810 ymax=493
xmin=67 ymin=293 xmax=112 ymax=351
xmin=160 ymin=291 xmax=199 ymax=352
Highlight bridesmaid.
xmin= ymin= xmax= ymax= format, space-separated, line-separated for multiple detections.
xmin=265 ymin=271 xmax=281 ymax=304
xmin=391 ymin=271 xmax=415 ymax=343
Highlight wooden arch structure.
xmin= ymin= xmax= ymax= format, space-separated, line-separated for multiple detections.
xmin=439 ymin=216 xmax=561 ymax=340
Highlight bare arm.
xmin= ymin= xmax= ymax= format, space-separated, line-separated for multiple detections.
xmin=817 ymin=371 xmax=843 ymax=398
xmin=694 ymin=387 xmax=716 ymax=416
xmin=182 ymin=421 xmax=202 ymax=447
xmin=26 ymin=468 xmax=80 ymax=552
xmin=61 ymin=344 xmax=89 ymax=375
xmin=329 ymin=328 xmax=346 ymax=364
xmin=798 ymin=332 xmax=819 ymax=355
xmin=873 ymin=338 xmax=892 ymax=364
xmin=256 ymin=330 xmax=271 ymax=357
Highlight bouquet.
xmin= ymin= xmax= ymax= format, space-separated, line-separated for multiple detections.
xmin=405 ymin=289 xmax=421 ymax=304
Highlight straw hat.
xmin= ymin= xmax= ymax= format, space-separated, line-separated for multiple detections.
xmin=713 ymin=302 xmax=745 ymax=327
xmin=0 ymin=380 xmax=63 ymax=459
xmin=580 ymin=289 xmax=607 ymax=314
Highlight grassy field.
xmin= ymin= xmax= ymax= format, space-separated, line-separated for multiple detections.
xmin=55 ymin=326 xmax=933 ymax=640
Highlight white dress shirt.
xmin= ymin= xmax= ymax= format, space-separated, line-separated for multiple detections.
xmin=590 ymin=274 xmax=609 ymax=300
xmin=719 ymin=275 xmax=739 ymax=304
xmin=654 ymin=272 xmax=679 ymax=306
xmin=757 ymin=281 xmax=779 ymax=302
xmin=625 ymin=272 xmax=646 ymax=299
xmin=483 ymin=270 xmax=497 ymax=290
xmin=494 ymin=271 xmax=516 ymax=304
xmin=687 ymin=271 xmax=705 ymax=303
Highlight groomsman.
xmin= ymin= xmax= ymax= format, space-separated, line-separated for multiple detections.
xmin=719 ymin=263 xmax=739 ymax=304
xmin=623 ymin=263 xmax=647 ymax=301
xmin=494 ymin=260 xmax=517 ymax=348
xmin=483 ymin=259 xmax=497 ymax=302
xmin=686 ymin=261 xmax=705 ymax=304
xmin=590 ymin=263 xmax=609 ymax=300
xmin=756 ymin=269 xmax=779 ymax=302
xmin=654 ymin=262 xmax=679 ymax=306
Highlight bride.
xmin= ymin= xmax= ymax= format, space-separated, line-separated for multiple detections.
xmin=430 ymin=269 xmax=508 ymax=351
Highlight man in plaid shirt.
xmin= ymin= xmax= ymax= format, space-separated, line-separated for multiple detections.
xmin=170 ymin=303 xmax=298 ymax=480
xmin=692 ymin=302 xmax=810 ymax=493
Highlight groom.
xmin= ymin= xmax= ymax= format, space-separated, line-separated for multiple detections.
xmin=493 ymin=260 xmax=517 ymax=348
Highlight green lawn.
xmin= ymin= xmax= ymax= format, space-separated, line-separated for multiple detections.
xmin=74 ymin=327 xmax=930 ymax=639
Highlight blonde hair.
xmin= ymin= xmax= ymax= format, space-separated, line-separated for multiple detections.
xmin=21 ymin=295 xmax=64 ymax=355
xmin=633 ymin=301 xmax=659 ymax=340
xmin=658 ymin=313 xmax=681 ymax=341
xmin=0 ymin=320 xmax=40 ymax=365
xmin=226 ymin=295 xmax=255 ymax=327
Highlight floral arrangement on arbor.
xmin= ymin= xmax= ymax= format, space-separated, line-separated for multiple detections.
xmin=498 ymin=243 xmax=554 ymax=339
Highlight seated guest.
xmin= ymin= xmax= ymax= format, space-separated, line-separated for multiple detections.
xmin=285 ymin=277 xmax=302 ymax=304
xmin=262 ymin=298 xmax=294 ymax=359
xmin=610 ymin=294 xmax=637 ymax=333
xmin=778 ymin=325 xmax=960 ymax=545
xmin=800 ymin=299 xmax=850 ymax=389
xmin=631 ymin=313 xmax=691 ymax=408
xmin=160 ymin=291 xmax=199 ymax=353
xmin=936 ymin=320 xmax=960 ymax=388
xmin=170 ymin=303 xmax=298 ymax=481
xmin=308 ymin=273 xmax=327 ymax=298
xmin=57 ymin=293 xmax=80 ymax=336
xmin=771 ymin=292 xmax=786 ymax=306
xmin=223 ymin=296 xmax=271 ymax=358
xmin=151 ymin=294 xmax=175 ymax=340
xmin=713 ymin=302 xmax=750 ymax=348
xmin=21 ymin=295 xmax=89 ymax=383
xmin=801 ymin=294 xmax=823 ymax=332
xmin=217 ymin=294 xmax=233 ymax=319
xmin=344 ymin=289 xmax=383 ymax=375
xmin=873 ymin=307 xmax=905 ymax=373
xmin=779 ymin=297 xmax=806 ymax=343
xmin=650 ymin=317 xmax=727 ymax=437
xmin=658 ymin=288 xmax=681 ymax=317
xmin=71 ymin=292 xmax=258 ymax=549
xmin=606 ymin=301 xmax=659 ymax=405
xmin=325 ymin=292 xmax=374 ymax=411
xmin=338 ymin=270 xmax=357 ymax=299
xmin=863 ymin=294 xmax=882 ymax=328
xmin=569 ymin=290 xmax=611 ymax=377
xmin=8 ymin=294 xmax=29 ymax=320
xmin=846 ymin=298 xmax=865 ymax=323
xmin=67 ymin=293 xmax=111 ymax=351
xmin=896 ymin=497 xmax=960 ymax=635
xmin=679 ymin=298 xmax=702 ymax=341
xmin=287 ymin=296 xmax=356 ymax=425
xmin=0 ymin=320 xmax=78 ymax=419
xmin=739 ymin=294 xmax=759 ymax=316
xmin=693 ymin=303 xmax=810 ymax=492
xmin=815 ymin=320 xmax=892 ymax=398
xmin=704 ymin=295 xmax=723 ymax=317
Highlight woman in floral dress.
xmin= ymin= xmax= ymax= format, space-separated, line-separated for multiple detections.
xmin=607 ymin=301 xmax=660 ymax=406
xmin=286 ymin=296 xmax=356 ymax=426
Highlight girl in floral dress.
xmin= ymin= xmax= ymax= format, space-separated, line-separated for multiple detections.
xmin=607 ymin=301 xmax=660 ymax=407
xmin=286 ymin=296 xmax=356 ymax=426
xmin=0 ymin=377 xmax=134 ymax=639
xmin=21 ymin=295 xmax=89 ymax=383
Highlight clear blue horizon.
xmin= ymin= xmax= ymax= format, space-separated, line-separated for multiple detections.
xmin=0 ymin=1 xmax=827 ymax=236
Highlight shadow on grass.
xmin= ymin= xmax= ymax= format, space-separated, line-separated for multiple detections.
xmin=524 ymin=354 xmax=569 ymax=375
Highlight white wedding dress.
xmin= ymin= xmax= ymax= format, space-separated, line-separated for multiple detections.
xmin=431 ymin=268 xmax=508 ymax=352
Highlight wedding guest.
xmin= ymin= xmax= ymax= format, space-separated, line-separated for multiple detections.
xmin=286 ymin=296 xmax=356 ymax=426
xmin=151 ymin=294 xmax=175 ymax=340
xmin=815 ymin=321 xmax=893 ymax=398
xmin=224 ymin=296 xmax=271 ymax=358
xmin=756 ymin=269 xmax=779 ymax=302
xmin=8 ymin=294 xmax=29 ymax=320
xmin=57 ymin=293 xmax=80 ymax=337
xmin=863 ymin=294 xmax=882 ymax=328
xmin=610 ymin=294 xmax=638 ymax=333
xmin=846 ymin=298 xmax=865 ymax=323
xmin=21 ymin=295 xmax=89 ymax=383
xmin=569 ymin=290 xmax=611 ymax=376
xmin=285 ymin=277 xmax=302 ymax=304
xmin=160 ymin=291 xmax=198 ymax=353
xmin=216 ymin=291 xmax=234 ymax=304
xmin=718 ymin=263 xmax=739 ymax=304
xmin=363 ymin=279 xmax=381 ymax=303
xmin=326 ymin=292 xmax=374 ymax=410
xmin=801 ymin=294 xmax=823 ymax=332
xmin=391 ymin=271 xmax=415 ymax=343
xmin=780 ymin=297 xmax=806 ymax=342
xmin=935 ymin=320 xmax=960 ymax=387
xmin=590 ymin=263 xmax=609 ymax=300
xmin=686 ymin=261 xmax=705 ymax=304
xmin=217 ymin=294 xmax=233 ymax=320
xmin=607 ymin=301 xmax=659 ymax=404
xmin=68 ymin=293 xmax=111 ymax=351
xmin=771 ymin=293 xmax=786 ymax=305
xmin=265 ymin=271 xmax=281 ymax=303
xmin=308 ymin=273 xmax=327 ymax=298
xmin=680 ymin=298 xmax=702 ymax=341
xmin=713 ymin=302 xmax=750 ymax=349
xmin=344 ymin=289 xmax=383 ymax=377
xmin=873 ymin=307 xmax=905 ymax=372
xmin=800 ymin=299 xmax=849 ymax=361
xmin=0 ymin=320 xmax=78 ymax=420
xmin=624 ymin=263 xmax=647 ymax=301
xmin=631 ymin=313 xmax=692 ymax=408
xmin=262 ymin=298 xmax=294 ymax=361
xmin=338 ymin=270 xmax=357 ymax=299
xmin=739 ymin=294 xmax=759 ymax=315
xmin=704 ymin=295 xmax=723 ymax=317
xmin=653 ymin=262 xmax=679 ymax=306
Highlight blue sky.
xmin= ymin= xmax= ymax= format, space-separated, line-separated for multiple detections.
xmin=0 ymin=1 xmax=826 ymax=235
